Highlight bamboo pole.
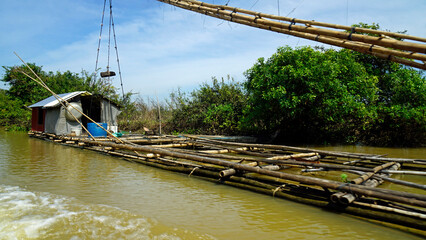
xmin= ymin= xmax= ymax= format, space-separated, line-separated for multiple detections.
xmin=351 ymin=162 xmax=396 ymax=185
xmin=304 ymin=167 xmax=426 ymax=191
xmin=146 ymin=143 xmax=193 ymax=148
xmin=337 ymin=163 xmax=400 ymax=205
xmin=220 ymin=162 xmax=258 ymax=178
xmin=193 ymin=140 xmax=273 ymax=157
xmin=347 ymin=170 xmax=426 ymax=191
xmin=179 ymin=0 xmax=426 ymax=43
xmin=352 ymin=201 xmax=426 ymax=220
xmin=267 ymin=152 xmax=318 ymax=160
xmin=157 ymin=0 xmax=426 ymax=70
xmin=126 ymin=138 xmax=188 ymax=144
xmin=159 ymin=0 xmax=426 ymax=54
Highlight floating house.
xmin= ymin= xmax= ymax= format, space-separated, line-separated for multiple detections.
xmin=28 ymin=91 xmax=121 ymax=135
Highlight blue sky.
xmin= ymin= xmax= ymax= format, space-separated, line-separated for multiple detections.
xmin=1 ymin=0 xmax=425 ymax=100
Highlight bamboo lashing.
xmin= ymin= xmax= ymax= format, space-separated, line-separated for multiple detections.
xmin=157 ymin=0 xmax=426 ymax=70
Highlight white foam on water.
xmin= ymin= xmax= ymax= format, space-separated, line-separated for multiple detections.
xmin=0 ymin=185 xmax=215 ymax=240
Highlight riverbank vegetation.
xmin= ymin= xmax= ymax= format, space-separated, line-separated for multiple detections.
xmin=1 ymin=46 xmax=425 ymax=146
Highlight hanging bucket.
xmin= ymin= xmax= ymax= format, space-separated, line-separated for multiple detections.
xmin=100 ymin=71 xmax=116 ymax=78
xmin=87 ymin=123 xmax=108 ymax=137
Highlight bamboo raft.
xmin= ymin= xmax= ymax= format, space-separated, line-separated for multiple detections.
xmin=29 ymin=131 xmax=426 ymax=237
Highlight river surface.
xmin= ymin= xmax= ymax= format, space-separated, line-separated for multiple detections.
xmin=0 ymin=131 xmax=424 ymax=239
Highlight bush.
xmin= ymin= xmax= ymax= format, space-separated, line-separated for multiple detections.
xmin=170 ymin=76 xmax=246 ymax=135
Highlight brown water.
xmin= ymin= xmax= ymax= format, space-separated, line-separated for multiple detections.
xmin=0 ymin=131 xmax=424 ymax=239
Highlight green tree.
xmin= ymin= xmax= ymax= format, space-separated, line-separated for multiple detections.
xmin=0 ymin=89 xmax=31 ymax=130
xmin=243 ymin=46 xmax=378 ymax=144
xmin=242 ymin=45 xmax=425 ymax=146
xmin=171 ymin=76 xmax=246 ymax=135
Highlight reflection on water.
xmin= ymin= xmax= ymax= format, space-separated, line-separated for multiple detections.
xmin=0 ymin=131 xmax=424 ymax=239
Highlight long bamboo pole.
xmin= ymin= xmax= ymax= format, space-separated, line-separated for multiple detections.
xmin=351 ymin=162 xmax=396 ymax=185
xmin=160 ymin=0 xmax=426 ymax=54
xmin=180 ymin=0 xmax=426 ymax=43
xmin=157 ymin=0 xmax=426 ymax=70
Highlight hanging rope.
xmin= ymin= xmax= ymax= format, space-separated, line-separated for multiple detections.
xmin=110 ymin=4 xmax=125 ymax=99
xmin=107 ymin=0 xmax=113 ymax=74
xmin=94 ymin=0 xmax=125 ymax=99
xmin=94 ymin=0 xmax=107 ymax=80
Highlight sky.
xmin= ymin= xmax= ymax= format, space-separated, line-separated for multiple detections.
xmin=1 ymin=0 xmax=425 ymax=100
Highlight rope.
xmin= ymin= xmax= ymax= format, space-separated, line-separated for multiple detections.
xmin=189 ymin=167 xmax=199 ymax=177
xmin=95 ymin=0 xmax=125 ymax=99
xmin=94 ymin=0 xmax=107 ymax=79
xmin=110 ymin=10 xmax=125 ymax=99
xmin=107 ymin=0 xmax=113 ymax=74
xmin=272 ymin=184 xmax=286 ymax=197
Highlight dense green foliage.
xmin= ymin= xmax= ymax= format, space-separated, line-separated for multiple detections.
xmin=243 ymin=46 xmax=379 ymax=143
xmin=241 ymin=46 xmax=425 ymax=145
xmin=0 ymin=89 xmax=30 ymax=130
xmin=168 ymin=46 xmax=425 ymax=146
xmin=170 ymin=76 xmax=246 ymax=135
xmin=352 ymin=52 xmax=426 ymax=145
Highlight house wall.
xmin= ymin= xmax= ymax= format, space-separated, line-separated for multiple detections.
xmin=101 ymin=99 xmax=121 ymax=126
xmin=44 ymin=107 xmax=60 ymax=134
xmin=31 ymin=107 xmax=45 ymax=132
xmin=45 ymin=104 xmax=82 ymax=135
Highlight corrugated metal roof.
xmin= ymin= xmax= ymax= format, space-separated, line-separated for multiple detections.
xmin=29 ymin=91 xmax=91 ymax=108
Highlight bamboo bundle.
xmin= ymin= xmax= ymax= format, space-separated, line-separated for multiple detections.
xmin=157 ymin=0 xmax=426 ymax=70
xmin=186 ymin=136 xmax=426 ymax=165
xmin=351 ymin=162 xmax=396 ymax=185
xmin=332 ymin=162 xmax=400 ymax=205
